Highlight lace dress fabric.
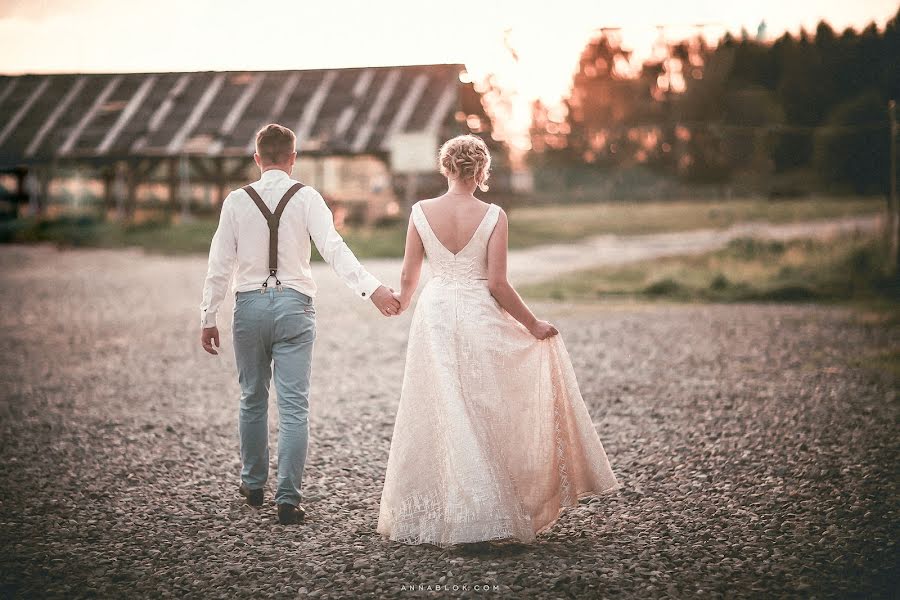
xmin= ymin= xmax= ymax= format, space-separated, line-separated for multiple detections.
xmin=376 ymin=202 xmax=620 ymax=547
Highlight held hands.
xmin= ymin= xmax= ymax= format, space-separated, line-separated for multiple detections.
xmin=370 ymin=285 xmax=402 ymax=317
xmin=528 ymin=319 xmax=559 ymax=340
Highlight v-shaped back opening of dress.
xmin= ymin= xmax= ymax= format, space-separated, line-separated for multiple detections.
xmin=416 ymin=202 xmax=496 ymax=257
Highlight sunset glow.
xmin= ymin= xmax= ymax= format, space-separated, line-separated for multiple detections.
xmin=1 ymin=0 xmax=896 ymax=151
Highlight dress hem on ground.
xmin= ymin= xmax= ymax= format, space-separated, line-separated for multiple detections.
xmin=378 ymin=482 xmax=623 ymax=548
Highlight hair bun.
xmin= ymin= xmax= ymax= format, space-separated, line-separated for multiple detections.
xmin=438 ymin=134 xmax=492 ymax=192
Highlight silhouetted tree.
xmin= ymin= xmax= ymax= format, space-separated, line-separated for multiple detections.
xmin=531 ymin=7 xmax=900 ymax=193
xmin=815 ymin=91 xmax=890 ymax=193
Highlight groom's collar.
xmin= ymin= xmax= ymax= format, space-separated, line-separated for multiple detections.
xmin=259 ymin=168 xmax=291 ymax=182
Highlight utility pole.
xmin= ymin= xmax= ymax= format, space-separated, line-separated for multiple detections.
xmin=890 ymin=100 xmax=898 ymax=275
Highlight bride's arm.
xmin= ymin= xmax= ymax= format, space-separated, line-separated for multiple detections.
xmin=398 ymin=213 xmax=425 ymax=312
xmin=487 ymin=209 xmax=559 ymax=340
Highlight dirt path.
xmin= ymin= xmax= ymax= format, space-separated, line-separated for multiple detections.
xmin=0 ymin=216 xmax=896 ymax=598
xmin=506 ymin=213 xmax=882 ymax=282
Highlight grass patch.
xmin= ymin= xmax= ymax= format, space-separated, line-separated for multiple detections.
xmin=318 ymin=226 xmax=408 ymax=260
xmin=0 ymin=214 xmax=406 ymax=259
xmin=0 ymin=215 xmax=221 ymax=254
xmin=0 ymin=196 xmax=883 ymax=258
xmin=855 ymin=349 xmax=900 ymax=379
xmin=521 ymin=232 xmax=900 ymax=306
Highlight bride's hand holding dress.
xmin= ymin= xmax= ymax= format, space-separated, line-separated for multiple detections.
xmin=528 ymin=320 xmax=559 ymax=340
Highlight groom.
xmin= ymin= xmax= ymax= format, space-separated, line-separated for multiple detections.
xmin=199 ymin=123 xmax=400 ymax=525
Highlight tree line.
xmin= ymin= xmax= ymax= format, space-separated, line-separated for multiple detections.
xmin=529 ymin=8 xmax=900 ymax=196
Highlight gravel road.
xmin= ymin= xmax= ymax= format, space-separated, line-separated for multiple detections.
xmin=504 ymin=214 xmax=882 ymax=282
xmin=0 ymin=224 xmax=896 ymax=598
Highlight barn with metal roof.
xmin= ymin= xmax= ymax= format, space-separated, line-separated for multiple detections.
xmin=0 ymin=63 xmax=498 ymax=223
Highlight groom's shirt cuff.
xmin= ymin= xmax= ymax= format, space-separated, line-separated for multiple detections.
xmin=356 ymin=273 xmax=382 ymax=300
xmin=200 ymin=309 xmax=217 ymax=329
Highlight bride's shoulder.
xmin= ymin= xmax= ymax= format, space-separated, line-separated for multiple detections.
xmin=416 ymin=196 xmax=441 ymax=207
xmin=487 ymin=201 xmax=507 ymax=220
xmin=412 ymin=198 xmax=436 ymax=213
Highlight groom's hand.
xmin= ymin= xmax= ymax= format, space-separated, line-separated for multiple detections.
xmin=201 ymin=326 xmax=220 ymax=355
xmin=370 ymin=285 xmax=401 ymax=316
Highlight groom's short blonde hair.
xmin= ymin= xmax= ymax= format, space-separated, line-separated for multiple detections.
xmin=255 ymin=124 xmax=296 ymax=165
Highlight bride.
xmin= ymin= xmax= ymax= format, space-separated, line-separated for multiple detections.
xmin=377 ymin=134 xmax=620 ymax=547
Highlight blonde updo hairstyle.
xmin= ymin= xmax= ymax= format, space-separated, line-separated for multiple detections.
xmin=438 ymin=134 xmax=491 ymax=192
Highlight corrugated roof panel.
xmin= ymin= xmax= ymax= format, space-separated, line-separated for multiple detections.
xmin=1 ymin=75 xmax=74 ymax=157
xmin=167 ymin=72 xmax=226 ymax=153
xmin=98 ymin=75 xmax=158 ymax=155
xmin=144 ymin=72 xmax=215 ymax=150
xmin=71 ymin=75 xmax=144 ymax=153
xmin=293 ymin=71 xmax=335 ymax=152
xmin=406 ymin=71 xmax=449 ymax=132
xmin=31 ymin=75 xmax=109 ymax=158
xmin=26 ymin=76 xmax=86 ymax=157
xmin=111 ymin=73 xmax=181 ymax=154
xmin=336 ymin=68 xmax=390 ymax=152
xmin=375 ymin=70 xmax=429 ymax=151
xmin=189 ymin=72 xmax=250 ymax=145
xmin=60 ymin=75 xmax=122 ymax=155
xmin=228 ymin=71 xmax=296 ymax=151
xmin=351 ymin=68 xmax=402 ymax=153
xmin=0 ymin=76 xmax=48 ymax=156
xmin=305 ymin=68 xmax=364 ymax=150
xmin=0 ymin=64 xmax=482 ymax=165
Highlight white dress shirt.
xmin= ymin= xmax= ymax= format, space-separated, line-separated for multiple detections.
xmin=200 ymin=168 xmax=382 ymax=328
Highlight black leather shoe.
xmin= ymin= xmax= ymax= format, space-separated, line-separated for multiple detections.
xmin=239 ymin=483 xmax=264 ymax=507
xmin=277 ymin=503 xmax=305 ymax=525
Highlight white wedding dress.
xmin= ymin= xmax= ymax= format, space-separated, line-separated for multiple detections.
xmin=376 ymin=202 xmax=620 ymax=547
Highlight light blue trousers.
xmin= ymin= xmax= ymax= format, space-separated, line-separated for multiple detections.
xmin=232 ymin=287 xmax=316 ymax=506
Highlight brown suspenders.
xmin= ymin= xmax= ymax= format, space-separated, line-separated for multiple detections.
xmin=242 ymin=182 xmax=305 ymax=291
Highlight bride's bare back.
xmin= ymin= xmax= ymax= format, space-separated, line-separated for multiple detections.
xmin=417 ymin=195 xmax=492 ymax=255
xmin=395 ymin=134 xmax=558 ymax=341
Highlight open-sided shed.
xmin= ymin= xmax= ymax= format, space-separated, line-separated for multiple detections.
xmin=0 ymin=63 xmax=496 ymax=223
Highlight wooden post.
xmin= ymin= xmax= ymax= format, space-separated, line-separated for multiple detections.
xmin=166 ymin=157 xmax=177 ymax=222
xmin=27 ymin=168 xmax=46 ymax=218
xmin=889 ymin=100 xmax=898 ymax=275
xmin=102 ymin=166 xmax=114 ymax=220
xmin=125 ymin=160 xmax=138 ymax=223
xmin=179 ymin=155 xmax=192 ymax=222
xmin=214 ymin=157 xmax=226 ymax=211
xmin=113 ymin=161 xmax=128 ymax=221
xmin=14 ymin=169 xmax=26 ymax=215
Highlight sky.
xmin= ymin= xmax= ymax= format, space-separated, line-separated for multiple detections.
xmin=0 ymin=0 xmax=896 ymax=148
